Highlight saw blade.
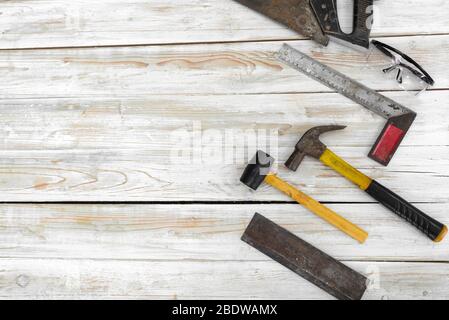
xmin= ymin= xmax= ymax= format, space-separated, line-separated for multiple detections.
xmin=277 ymin=44 xmax=413 ymax=119
xmin=233 ymin=0 xmax=329 ymax=46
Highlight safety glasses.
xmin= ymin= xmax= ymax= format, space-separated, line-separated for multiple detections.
xmin=371 ymin=40 xmax=435 ymax=92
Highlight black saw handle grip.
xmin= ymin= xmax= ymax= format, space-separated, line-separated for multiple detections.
xmin=365 ymin=181 xmax=447 ymax=242
xmin=310 ymin=0 xmax=374 ymax=48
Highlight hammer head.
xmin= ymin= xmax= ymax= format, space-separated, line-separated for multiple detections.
xmin=240 ymin=151 xmax=275 ymax=190
xmin=285 ymin=125 xmax=346 ymax=171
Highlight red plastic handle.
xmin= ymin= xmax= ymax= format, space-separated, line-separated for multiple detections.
xmin=369 ymin=123 xmax=406 ymax=165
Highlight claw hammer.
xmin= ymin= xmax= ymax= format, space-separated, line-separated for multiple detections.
xmin=241 ymin=150 xmax=368 ymax=243
xmin=285 ymin=125 xmax=447 ymax=242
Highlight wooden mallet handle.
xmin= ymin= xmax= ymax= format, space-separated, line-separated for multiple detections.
xmin=265 ymin=174 xmax=368 ymax=244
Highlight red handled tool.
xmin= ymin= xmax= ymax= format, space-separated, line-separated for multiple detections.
xmin=277 ymin=44 xmax=417 ymax=166
xmin=233 ymin=0 xmax=374 ymax=48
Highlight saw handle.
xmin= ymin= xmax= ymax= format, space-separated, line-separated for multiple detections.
xmin=365 ymin=181 xmax=447 ymax=242
xmin=264 ymin=174 xmax=368 ymax=244
xmin=310 ymin=0 xmax=373 ymax=48
xmin=320 ymin=148 xmax=447 ymax=242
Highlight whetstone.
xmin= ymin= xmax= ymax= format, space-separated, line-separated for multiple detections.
xmin=241 ymin=213 xmax=368 ymax=300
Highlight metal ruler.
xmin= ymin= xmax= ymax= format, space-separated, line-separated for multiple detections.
xmin=277 ymin=44 xmax=417 ymax=166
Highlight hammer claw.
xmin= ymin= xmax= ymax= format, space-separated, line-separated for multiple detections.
xmin=309 ymin=125 xmax=347 ymax=135
xmin=286 ymin=127 xmax=447 ymax=242
xmin=286 ymin=125 xmax=348 ymax=169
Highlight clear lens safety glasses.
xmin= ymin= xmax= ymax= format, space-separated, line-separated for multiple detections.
xmin=370 ymin=40 xmax=435 ymax=94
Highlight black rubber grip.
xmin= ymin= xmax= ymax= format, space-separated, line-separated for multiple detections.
xmin=310 ymin=0 xmax=373 ymax=48
xmin=366 ymin=181 xmax=445 ymax=241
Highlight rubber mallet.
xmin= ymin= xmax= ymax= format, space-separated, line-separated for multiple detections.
xmin=240 ymin=150 xmax=368 ymax=243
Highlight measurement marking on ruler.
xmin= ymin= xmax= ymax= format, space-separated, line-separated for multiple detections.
xmin=276 ymin=44 xmax=417 ymax=166
xmin=276 ymin=44 xmax=413 ymax=119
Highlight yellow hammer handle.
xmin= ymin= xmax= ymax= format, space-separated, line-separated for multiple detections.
xmin=320 ymin=149 xmax=373 ymax=190
xmin=265 ymin=174 xmax=368 ymax=244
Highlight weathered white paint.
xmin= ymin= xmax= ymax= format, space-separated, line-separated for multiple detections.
xmin=1 ymin=258 xmax=448 ymax=300
xmin=0 ymin=204 xmax=447 ymax=262
xmin=0 ymin=0 xmax=447 ymax=49
xmin=0 ymin=0 xmax=448 ymax=300
xmin=0 ymin=90 xmax=448 ymax=202
xmin=1 ymin=36 xmax=448 ymax=99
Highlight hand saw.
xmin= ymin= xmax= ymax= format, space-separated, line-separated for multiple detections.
xmin=233 ymin=0 xmax=373 ymax=48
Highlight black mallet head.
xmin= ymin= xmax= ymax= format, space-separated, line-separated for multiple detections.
xmin=240 ymin=151 xmax=275 ymax=190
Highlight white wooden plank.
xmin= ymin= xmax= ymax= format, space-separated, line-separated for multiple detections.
xmin=0 ymin=258 xmax=447 ymax=300
xmin=0 ymin=90 xmax=448 ymax=202
xmin=0 ymin=0 xmax=446 ymax=302
xmin=1 ymin=36 xmax=448 ymax=99
xmin=0 ymin=0 xmax=448 ymax=49
xmin=0 ymin=204 xmax=447 ymax=261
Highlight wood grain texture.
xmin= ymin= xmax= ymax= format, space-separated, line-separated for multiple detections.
xmin=1 ymin=0 xmax=449 ymax=300
xmin=1 ymin=258 xmax=448 ymax=300
xmin=0 ymin=204 xmax=447 ymax=262
xmin=0 ymin=0 xmax=448 ymax=49
xmin=1 ymin=36 xmax=449 ymax=99
xmin=0 ymin=90 xmax=447 ymax=202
